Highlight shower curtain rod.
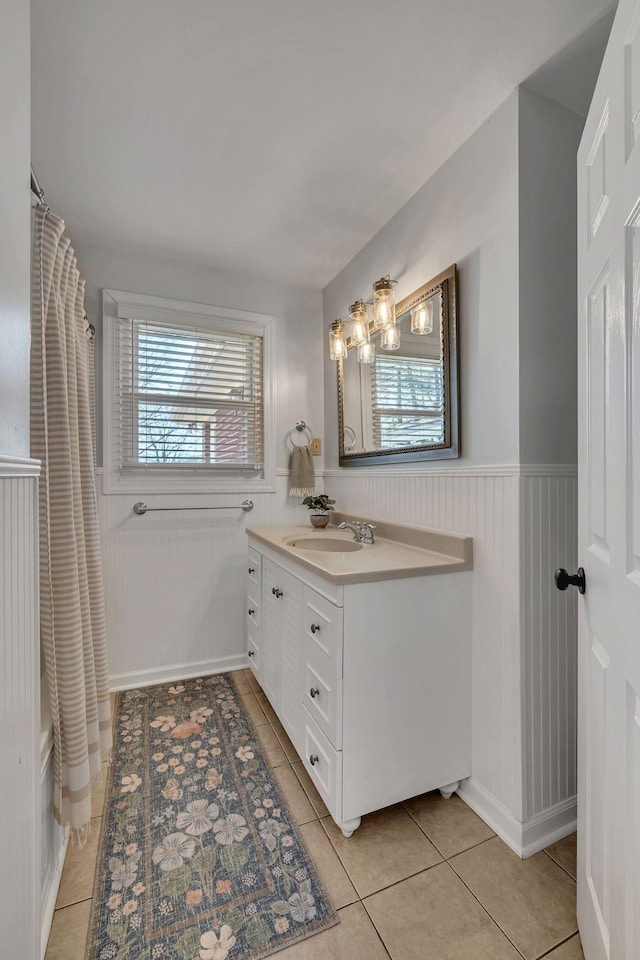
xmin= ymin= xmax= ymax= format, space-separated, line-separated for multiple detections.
xmin=31 ymin=165 xmax=46 ymax=205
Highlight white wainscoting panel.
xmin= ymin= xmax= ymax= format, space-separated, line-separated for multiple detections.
xmin=0 ymin=460 xmax=41 ymax=958
xmin=521 ymin=473 xmax=578 ymax=821
xmin=99 ymin=472 xmax=309 ymax=688
xmin=324 ymin=467 xmax=523 ymax=819
xmin=325 ymin=465 xmax=578 ymax=847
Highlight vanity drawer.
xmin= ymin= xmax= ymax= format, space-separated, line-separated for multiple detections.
xmin=247 ymin=549 xmax=261 ymax=591
xmin=247 ymin=627 xmax=260 ymax=679
xmin=304 ymin=661 xmax=342 ymax=749
xmin=247 ymin=591 xmax=260 ymax=632
xmin=302 ymin=711 xmax=341 ymax=814
xmin=303 ymin=587 xmax=343 ymax=680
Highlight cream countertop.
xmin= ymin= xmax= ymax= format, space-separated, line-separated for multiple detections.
xmin=246 ymin=515 xmax=473 ymax=585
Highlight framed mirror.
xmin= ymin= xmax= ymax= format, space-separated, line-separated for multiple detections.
xmin=338 ymin=264 xmax=459 ymax=466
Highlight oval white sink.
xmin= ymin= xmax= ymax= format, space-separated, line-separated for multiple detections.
xmin=286 ymin=537 xmax=364 ymax=553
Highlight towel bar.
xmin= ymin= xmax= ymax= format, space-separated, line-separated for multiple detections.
xmin=133 ymin=500 xmax=254 ymax=515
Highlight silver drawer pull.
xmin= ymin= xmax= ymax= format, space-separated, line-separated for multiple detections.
xmin=310 ymin=688 xmax=320 ymax=699
xmin=309 ymin=754 xmax=319 ymax=766
xmin=248 ymin=650 xmax=255 ymax=658
xmin=248 ymin=608 xmax=255 ymax=616
xmin=248 ymin=566 xmax=255 ymax=574
xmin=310 ymin=623 xmax=320 ymax=634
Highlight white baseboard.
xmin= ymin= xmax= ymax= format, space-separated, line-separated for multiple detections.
xmin=40 ymin=732 xmax=67 ymax=959
xmin=457 ymin=778 xmax=576 ymax=858
xmin=109 ymin=653 xmax=248 ymax=691
xmin=520 ymin=796 xmax=577 ymax=858
xmin=40 ymin=835 xmax=68 ymax=960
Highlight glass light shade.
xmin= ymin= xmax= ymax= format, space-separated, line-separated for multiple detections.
xmin=373 ymin=297 xmax=396 ymax=328
xmin=349 ymin=300 xmax=370 ymax=346
xmin=329 ymin=320 xmax=347 ymax=360
xmin=358 ymin=340 xmax=375 ymax=363
xmin=381 ymin=324 xmax=400 ymax=350
xmin=373 ymin=277 xmax=396 ymax=329
xmin=411 ymin=300 xmax=433 ymax=335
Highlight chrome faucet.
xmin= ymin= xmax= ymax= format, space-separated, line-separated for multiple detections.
xmin=338 ymin=520 xmax=376 ymax=544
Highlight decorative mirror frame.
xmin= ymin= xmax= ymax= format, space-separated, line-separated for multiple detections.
xmin=337 ymin=263 xmax=459 ymax=466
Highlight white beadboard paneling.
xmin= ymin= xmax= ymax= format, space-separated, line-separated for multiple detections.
xmin=326 ymin=465 xmax=578 ymax=847
xmin=0 ymin=467 xmax=41 ymax=955
xmin=99 ymin=472 xmax=309 ymax=686
xmin=326 ymin=468 xmax=523 ymax=818
xmin=521 ymin=473 xmax=578 ymax=819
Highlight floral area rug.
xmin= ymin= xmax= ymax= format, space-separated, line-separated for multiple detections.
xmin=86 ymin=673 xmax=338 ymax=960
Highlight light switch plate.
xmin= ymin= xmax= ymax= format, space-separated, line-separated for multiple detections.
xmin=310 ymin=438 xmax=321 ymax=456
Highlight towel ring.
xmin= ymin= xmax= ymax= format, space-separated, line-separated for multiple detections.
xmin=287 ymin=420 xmax=313 ymax=448
xmin=343 ymin=425 xmax=357 ymax=452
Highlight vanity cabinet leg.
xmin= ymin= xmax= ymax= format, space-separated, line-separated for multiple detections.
xmin=439 ymin=781 xmax=459 ymax=799
xmin=340 ymin=817 xmax=361 ymax=838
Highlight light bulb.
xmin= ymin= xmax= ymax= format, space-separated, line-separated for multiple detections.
xmin=373 ymin=277 xmax=397 ymax=329
xmin=373 ymin=297 xmax=396 ymax=329
xmin=381 ymin=324 xmax=400 ymax=350
xmin=411 ymin=300 xmax=433 ymax=335
xmin=358 ymin=340 xmax=375 ymax=364
xmin=329 ymin=320 xmax=347 ymax=360
xmin=349 ymin=300 xmax=369 ymax=346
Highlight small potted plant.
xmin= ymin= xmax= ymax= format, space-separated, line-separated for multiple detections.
xmin=302 ymin=494 xmax=336 ymax=528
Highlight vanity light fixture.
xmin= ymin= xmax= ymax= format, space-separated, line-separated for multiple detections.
xmin=372 ymin=276 xmax=397 ymax=329
xmin=349 ymin=299 xmax=370 ymax=346
xmin=358 ymin=340 xmax=375 ymax=364
xmin=328 ymin=320 xmax=348 ymax=360
xmin=411 ymin=299 xmax=434 ymax=335
xmin=381 ymin=324 xmax=400 ymax=351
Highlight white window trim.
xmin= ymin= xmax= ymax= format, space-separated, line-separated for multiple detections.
xmin=102 ymin=289 xmax=276 ymax=494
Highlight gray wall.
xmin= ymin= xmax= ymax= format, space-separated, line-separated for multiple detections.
xmin=322 ymin=93 xmax=521 ymax=468
xmin=518 ymin=87 xmax=583 ymax=464
xmin=0 ymin=0 xmax=31 ymax=458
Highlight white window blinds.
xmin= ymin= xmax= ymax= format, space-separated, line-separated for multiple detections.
xmin=371 ymin=353 xmax=445 ymax=449
xmin=117 ymin=317 xmax=264 ymax=470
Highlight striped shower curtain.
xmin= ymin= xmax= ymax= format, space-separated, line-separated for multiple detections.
xmin=31 ymin=205 xmax=112 ymax=838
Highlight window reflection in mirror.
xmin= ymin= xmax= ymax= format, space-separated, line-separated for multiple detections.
xmin=338 ymin=265 xmax=459 ymax=465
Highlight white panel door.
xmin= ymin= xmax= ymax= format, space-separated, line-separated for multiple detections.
xmin=577 ymin=1 xmax=640 ymax=956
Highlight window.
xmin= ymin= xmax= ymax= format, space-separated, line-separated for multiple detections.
xmin=103 ymin=291 xmax=275 ymax=493
xmin=371 ymin=353 xmax=445 ymax=449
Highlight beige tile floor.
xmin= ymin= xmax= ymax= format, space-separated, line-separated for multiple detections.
xmin=45 ymin=672 xmax=583 ymax=960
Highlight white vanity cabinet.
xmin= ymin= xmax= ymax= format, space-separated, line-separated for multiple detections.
xmin=246 ymin=532 xmax=472 ymax=838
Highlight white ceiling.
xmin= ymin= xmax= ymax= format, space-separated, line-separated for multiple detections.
xmin=31 ymin=0 xmax=615 ymax=289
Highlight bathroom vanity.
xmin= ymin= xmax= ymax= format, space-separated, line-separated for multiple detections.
xmin=245 ymin=517 xmax=473 ymax=837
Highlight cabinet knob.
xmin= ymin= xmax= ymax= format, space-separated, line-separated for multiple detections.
xmin=310 ymin=623 xmax=320 ymax=634
xmin=248 ymin=650 xmax=255 ymax=658
xmin=310 ymin=687 xmax=320 ymax=699
xmin=248 ymin=567 xmax=255 ymax=574
xmin=272 ymin=587 xmax=283 ymax=598
xmin=309 ymin=754 xmax=319 ymax=766
xmin=248 ymin=608 xmax=255 ymax=616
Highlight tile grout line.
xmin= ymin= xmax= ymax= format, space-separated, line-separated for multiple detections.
xmin=401 ymin=801 xmax=497 ymax=862
xmin=541 ymin=848 xmax=577 ymax=884
xmin=535 ymin=931 xmax=581 ymax=959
